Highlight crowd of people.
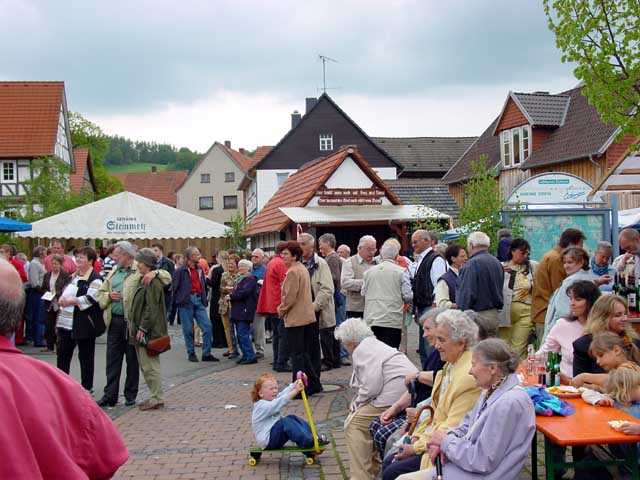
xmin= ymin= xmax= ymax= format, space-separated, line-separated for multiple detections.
xmin=5 ymin=224 xmax=640 ymax=478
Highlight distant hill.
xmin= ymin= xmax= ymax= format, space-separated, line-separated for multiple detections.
xmin=105 ymin=162 xmax=169 ymax=174
xmin=104 ymin=135 xmax=201 ymax=172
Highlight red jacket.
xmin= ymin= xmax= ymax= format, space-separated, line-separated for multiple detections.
xmin=0 ymin=335 xmax=128 ymax=479
xmin=9 ymin=257 xmax=27 ymax=283
xmin=257 ymin=254 xmax=288 ymax=314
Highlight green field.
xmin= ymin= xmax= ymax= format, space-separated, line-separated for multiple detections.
xmin=106 ymin=162 xmax=169 ymax=173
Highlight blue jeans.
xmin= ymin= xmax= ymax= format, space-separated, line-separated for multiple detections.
xmin=235 ymin=320 xmax=256 ymax=362
xmin=178 ymin=294 xmax=213 ymax=356
xmin=26 ymin=288 xmax=45 ymax=346
xmin=335 ymin=292 xmax=349 ymax=359
xmin=266 ymin=415 xmax=314 ymax=449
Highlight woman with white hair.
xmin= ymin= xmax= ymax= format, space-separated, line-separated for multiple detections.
xmin=336 ymin=318 xmax=418 ymax=480
xmin=400 ymin=339 xmax=535 ymax=480
xmin=229 ymin=258 xmax=259 ymax=364
xmin=382 ymin=309 xmax=481 ymax=480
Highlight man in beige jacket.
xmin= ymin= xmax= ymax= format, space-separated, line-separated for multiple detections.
xmin=299 ymin=233 xmax=337 ymax=372
xmin=341 ymin=235 xmax=377 ymax=319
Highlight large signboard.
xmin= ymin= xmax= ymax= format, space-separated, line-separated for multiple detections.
xmin=104 ymin=216 xmax=147 ymax=235
xmin=506 ymin=173 xmax=602 ymax=205
xmin=316 ymin=187 xmax=384 ymax=206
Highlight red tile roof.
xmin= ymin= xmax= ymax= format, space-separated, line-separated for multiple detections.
xmin=113 ymin=169 xmax=189 ymax=207
xmin=69 ymin=148 xmax=96 ymax=194
xmin=219 ymin=143 xmax=256 ymax=173
xmin=0 ymin=81 xmax=65 ymax=158
xmin=249 ymin=146 xmax=272 ymax=169
xmin=244 ymin=145 xmax=401 ymax=236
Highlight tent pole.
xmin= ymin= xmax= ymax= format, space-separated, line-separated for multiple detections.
xmin=611 ymin=194 xmax=619 ymax=254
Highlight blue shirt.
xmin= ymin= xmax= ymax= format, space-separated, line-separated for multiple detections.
xmin=252 ymin=264 xmax=266 ymax=281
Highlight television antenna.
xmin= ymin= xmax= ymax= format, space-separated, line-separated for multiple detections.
xmin=318 ymin=54 xmax=338 ymax=94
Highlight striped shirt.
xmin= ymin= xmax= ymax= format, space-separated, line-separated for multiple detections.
xmin=56 ymin=271 xmax=102 ymax=331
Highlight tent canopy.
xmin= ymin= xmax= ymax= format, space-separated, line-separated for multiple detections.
xmin=279 ymin=205 xmax=449 ymax=225
xmin=17 ymin=191 xmax=228 ymax=240
xmin=0 ymin=216 xmax=31 ymax=232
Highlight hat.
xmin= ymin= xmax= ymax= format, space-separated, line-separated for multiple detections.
xmin=136 ymin=248 xmax=157 ymax=269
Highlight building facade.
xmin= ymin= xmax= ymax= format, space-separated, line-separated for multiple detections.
xmin=177 ymin=141 xmax=254 ymax=224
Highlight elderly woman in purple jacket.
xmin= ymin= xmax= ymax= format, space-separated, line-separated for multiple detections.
xmin=229 ymin=259 xmax=259 ymax=365
xmin=398 ymin=338 xmax=535 ymax=480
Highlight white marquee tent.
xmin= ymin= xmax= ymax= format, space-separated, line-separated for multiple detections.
xmin=17 ymin=191 xmax=228 ymax=240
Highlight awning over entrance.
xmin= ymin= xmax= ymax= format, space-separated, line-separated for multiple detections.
xmin=279 ymin=205 xmax=449 ymax=225
xmin=590 ymin=155 xmax=640 ymax=195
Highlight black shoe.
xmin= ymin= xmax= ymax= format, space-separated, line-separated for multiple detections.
xmin=256 ymin=352 xmax=265 ymax=359
xmin=340 ymin=359 xmax=352 ymax=367
xmin=318 ymin=433 xmax=330 ymax=446
xmin=125 ymin=398 xmax=136 ymax=407
xmin=188 ymin=353 xmax=199 ymax=362
xmin=321 ymin=364 xmax=332 ymax=372
xmin=238 ymin=358 xmax=258 ymax=365
xmin=274 ymin=365 xmax=292 ymax=372
xmin=202 ymin=355 xmax=220 ymax=362
xmin=97 ymin=397 xmax=117 ymax=407
xmin=228 ymin=352 xmax=240 ymax=359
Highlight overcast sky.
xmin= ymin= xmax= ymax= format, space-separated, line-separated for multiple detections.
xmin=1 ymin=0 xmax=577 ymax=152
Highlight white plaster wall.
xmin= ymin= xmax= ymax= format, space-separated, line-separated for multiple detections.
xmin=256 ymin=169 xmax=297 ymax=212
xmin=372 ymin=167 xmax=396 ymax=180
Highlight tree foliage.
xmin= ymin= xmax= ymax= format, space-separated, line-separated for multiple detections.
xmin=224 ymin=213 xmax=247 ymax=251
xmin=69 ymin=112 xmax=123 ymax=198
xmin=104 ymin=135 xmax=201 ymax=171
xmin=0 ymin=157 xmax=92 ymax=222
xmin=544 ymin=0 xmax=640 ymax=139
xmin=457 ymin=156 xmax=521 ymax=253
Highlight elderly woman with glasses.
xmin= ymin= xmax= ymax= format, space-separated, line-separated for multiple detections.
xmin=381 ymin=310 xmax=481 ymax=480
xmin=396 ymin=339 xmax=535 ymax=480
xmin=335 ymin=318 xmax=418 ymax=480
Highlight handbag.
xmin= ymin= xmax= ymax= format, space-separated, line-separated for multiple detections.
xmin=147 ymin=335 xmax=171 ymax=356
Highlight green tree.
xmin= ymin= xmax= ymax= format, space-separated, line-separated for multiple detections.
xmin=69 ymin=112 xmax=123 ymax=198
xmin=456 ymin=156 xmax=521 ymax=253
xmin=544 ymin=0 xmax=640 ymax=139
xmin=224 ymin=214 xmax=247 ymax=251
xmin=0 ymin=157 xmax=92 ymax=222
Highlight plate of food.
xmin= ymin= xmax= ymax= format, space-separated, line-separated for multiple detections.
xmin=547 ymin=385 xmax=581 ymax=398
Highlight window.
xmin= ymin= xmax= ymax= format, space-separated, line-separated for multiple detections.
xmin=223 ymin=195 xmax=238 ymax=209
xmin=199 ymin=196 xmax=213 ymax=210
xmin=276 ymin=172 xmax=290 ymax=186
xmin=225 ymin=172 xmax=235 ymax=183
xmin=2 ymin=161 xmax=15 ymax=182
xmin=200 ymin=173 xmax=210 ymax=183
xmin=500 ymin=125 xmax=531 ymax=167
xmin=319 ymin=134 xmax=333 ymax=151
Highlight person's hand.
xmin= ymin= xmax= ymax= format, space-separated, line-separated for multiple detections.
xmin=427 ymin=445 xmax=441 ymax=463
xmin=451 ymin=303 xmax=458 ymax=309
xmin=394 ymin=444 xmax=414 ymax=461
xmin=596 ymin=275 xmax=612 ymax=286
xmin=620 ymin=422 xmax=640 ymax=435
xmin=380 ymin=406 xmax=397 ymax=425
xmin=596 ymin=397 xmax=614 ymax=407
xmin=294 ymin=380 xmax=305 ymax=393
xmin=428 ymin=430 xmax=446 ymax=450
xmin=405 ymin=371 xmax=419 ymax=385
xmin=405 ymin=407 xmax=418 ymax=425
xmin=571 ymin=374 xmax=587 ymax=388
xmin=142 ymin=271 xmax=157 ymax=286
xmin=109 ymin=291 xmax=122 ymax=301
xmin=135 ymin=329 xmax=145 ymax=343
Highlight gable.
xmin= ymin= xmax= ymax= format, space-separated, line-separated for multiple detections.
xmin=258 ymin=94 xmax=400 ymax=172
xmin=179 ymin=144 xmax=243 ymax=191
xmin=495 ymin=98 xmax=528 ymax=133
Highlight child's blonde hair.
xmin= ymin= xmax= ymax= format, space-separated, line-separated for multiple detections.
xmin=251 ymin=373 xmax=277 ymax=402
xmin=589 ymin=331 xmax=640 ymax=366
xmin=605 ymin=368 xmax=640 ymax=406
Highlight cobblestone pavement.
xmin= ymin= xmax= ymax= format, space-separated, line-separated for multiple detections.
xmin=105 ymin=322 xmax=552 ymax=479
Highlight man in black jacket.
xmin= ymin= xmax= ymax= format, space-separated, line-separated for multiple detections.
xmin=457 ymin=231 xmax=504 ymax=337
xmin=152 ymin=243 xmax=174 ymax=322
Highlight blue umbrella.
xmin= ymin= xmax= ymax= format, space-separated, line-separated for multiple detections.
xmin=0 ymin=216 xmax=32 ymax=232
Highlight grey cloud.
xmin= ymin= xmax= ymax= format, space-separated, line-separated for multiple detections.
xmin=0 ymin=0 xmax=573 ymax=115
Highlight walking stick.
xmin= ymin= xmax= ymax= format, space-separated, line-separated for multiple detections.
xmin=406 ymin=405 xmax=443 ymax=479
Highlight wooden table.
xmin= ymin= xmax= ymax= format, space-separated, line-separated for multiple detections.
xmin=532 ymin=397 xmax=640 ymax=479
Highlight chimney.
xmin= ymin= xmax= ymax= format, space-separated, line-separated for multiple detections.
xmin=305 ymin=97 xmax=317 ymax=114
xmin=291 ymin=110 xmax=302 ymax=129
xmin=151 ymin=166 xmax=157 ymax=173
xmin=224 ymin=140 xmax=231 ymax=148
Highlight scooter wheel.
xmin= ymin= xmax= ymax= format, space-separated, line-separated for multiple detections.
xmin=305 ymin=456 xmax=315 ymax=465
xmin=248 ymin=457 xmax=258 ymax=466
